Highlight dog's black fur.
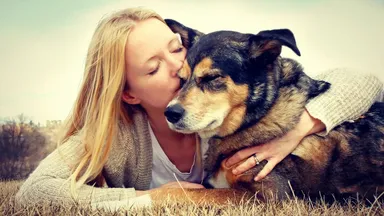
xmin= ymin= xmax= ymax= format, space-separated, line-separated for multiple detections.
xmin=164 ymin=19 xmax=384 ymax=203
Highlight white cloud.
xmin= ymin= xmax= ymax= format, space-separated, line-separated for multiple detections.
xmin=1 ymin=0 xmax=383 ymax=123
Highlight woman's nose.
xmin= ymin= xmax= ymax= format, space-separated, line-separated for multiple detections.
xmin=166 ymin=55 xmax=183 ymax=76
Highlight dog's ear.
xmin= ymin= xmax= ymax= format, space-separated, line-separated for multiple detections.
xmin=165 ymin=19 xmax=204 ymax=49
xmin=249 ymin=29 xmax=301 ymax=64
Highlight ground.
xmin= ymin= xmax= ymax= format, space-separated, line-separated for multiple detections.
xmin=1 ymin=180 xmax=382 ymax=216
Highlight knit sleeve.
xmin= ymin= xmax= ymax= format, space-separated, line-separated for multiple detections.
xmin=305 ymin=68 xmax=383 ymax=135
xmin=376 ymin=89 xmax=384 ymax=102
xmin=15 ymin=136 xmax=151 ymax=211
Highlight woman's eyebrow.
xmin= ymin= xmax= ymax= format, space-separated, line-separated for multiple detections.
xmin=168 ymin=34 xmax=182 ymax=47
xmin=143 ymin=35 xmax=181 ymax=65
xmin=144 ymin=55 xmax=158 ymax=65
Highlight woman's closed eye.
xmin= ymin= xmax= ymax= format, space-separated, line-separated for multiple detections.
xmin=149 ymin=64 xmax=160 ymax=75
xmin=147 ymin=42 xmax=184 ymax=75
xmin=170 ymin=40 xmax=184 ymax=53
xmin=172 ymin=46 xmax=184 ymax=53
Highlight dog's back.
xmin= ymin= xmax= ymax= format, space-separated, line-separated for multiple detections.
xmin=267 ymin=102 xmax=382 ymax=201
xmin=215 ymin=102 xmax=384 ymax=202
xmin=207 ymin=91 xmax=384 ymax=202
xmin=316 ymin=102 xmax=384 ymax=199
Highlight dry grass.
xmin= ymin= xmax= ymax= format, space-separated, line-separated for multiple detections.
xmin=1 ymin=180 xmax=383 ymax=216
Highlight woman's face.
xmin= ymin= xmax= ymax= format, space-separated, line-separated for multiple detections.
xmin=123 ymin=18 xmax=186 ymax=112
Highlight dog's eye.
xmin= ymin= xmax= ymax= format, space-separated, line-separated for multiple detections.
xmin=201 ymin=74 xmax=224 ymax=83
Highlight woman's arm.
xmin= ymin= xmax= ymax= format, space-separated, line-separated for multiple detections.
xmin=227 ymin=109 xmax=324 ymax=181
xmin=376 ymin=90 xmax=384 ymax=102
xmin=305 ymin=68 xmax=383 ymax=135
xmin=226 ymin=68 xmax=383 ymax=180
xmin=15 ymin=136 xmax=148 ymax=211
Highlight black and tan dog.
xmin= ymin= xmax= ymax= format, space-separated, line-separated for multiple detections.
xmin=163 ymin=19 xmax=384 ymax=202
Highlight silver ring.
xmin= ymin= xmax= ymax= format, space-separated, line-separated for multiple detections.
xmin=253 ymin=153 xmax=260 ymax=165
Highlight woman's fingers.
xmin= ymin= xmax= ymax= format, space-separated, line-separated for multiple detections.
xmin=254 ymin=160 xmax=277 ymax=181
xmin=226 ymin=145 xmax=261 ymax=167
xmin=232 ymin=153 xmax=265 ymax=175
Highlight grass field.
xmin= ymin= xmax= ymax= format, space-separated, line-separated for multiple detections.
xmin=1 ymin=180 xmax=383 ymax=216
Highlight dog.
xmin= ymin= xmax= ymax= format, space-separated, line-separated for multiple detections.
xmin=163 ymin=19 xmax=384 ymax=202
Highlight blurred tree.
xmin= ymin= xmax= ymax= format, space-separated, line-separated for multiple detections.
xmin=0 ymin=114 xmax=50 ymax=180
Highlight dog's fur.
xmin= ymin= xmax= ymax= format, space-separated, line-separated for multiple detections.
xmin=163 ymin=19 xmax=384 ymax=202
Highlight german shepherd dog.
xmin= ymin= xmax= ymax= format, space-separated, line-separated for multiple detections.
xmin=163 ymin=19 xmax=384 ymax=202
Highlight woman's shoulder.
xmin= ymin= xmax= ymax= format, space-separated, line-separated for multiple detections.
xmin=118 ymin=109 xmax=149 ymax=135
xmin=114 ymin=109 xmax=151 ymax=150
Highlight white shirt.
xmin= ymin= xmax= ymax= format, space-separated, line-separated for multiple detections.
xmin=148 ymin=122 xmax=209 ymax=189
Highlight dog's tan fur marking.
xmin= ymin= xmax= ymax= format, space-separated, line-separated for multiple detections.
xmin=219 ymin=106 xmax=247 ymax=136
xmin=218 ymin=79 xmax=249 ymax=136
xmin=217 ymin=85 xmax=306 ymax=140
xmin=179 ymin=61 xmax=191 ymax=80
xmin=292 ymin=130 xmax=353 ymax=171
xmin=195 ymin=57 xmax=214 ymax=78
xmin=292 ymin=136 xmax=333 ymax=172
xmin=216 ymin=159 xmax=245 ymax=186
xmin=183 ymin=86 xmax=227 ymax=116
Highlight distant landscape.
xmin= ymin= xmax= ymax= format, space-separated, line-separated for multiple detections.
xmin=0 ymin=113 xmax=60 ymax=180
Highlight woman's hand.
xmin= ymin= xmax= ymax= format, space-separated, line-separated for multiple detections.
xmin=225 ymin=109 xmax=326 ymax=181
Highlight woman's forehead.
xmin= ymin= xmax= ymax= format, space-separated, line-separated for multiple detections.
xmin=125 ymin=19 xmax=177 ymax=67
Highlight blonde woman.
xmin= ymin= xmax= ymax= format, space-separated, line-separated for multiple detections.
xmin=16 ymin=7 xmax=383 ymax=210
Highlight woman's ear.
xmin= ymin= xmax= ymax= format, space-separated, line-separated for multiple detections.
xmin=122 ymin=90 xmax=141 ymax=105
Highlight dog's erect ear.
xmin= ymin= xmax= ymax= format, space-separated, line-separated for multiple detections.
xmin=249 ymin=29 xmax=301 ymax=64
xmin=165 ymin=19 xmax=204 ymax=49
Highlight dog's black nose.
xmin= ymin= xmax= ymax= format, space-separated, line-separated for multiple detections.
xmin=164 ymin=104 xmax=185 ymax=124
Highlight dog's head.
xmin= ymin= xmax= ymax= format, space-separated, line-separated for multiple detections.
xmin=164 ymin=19 xmax=303 ymax=138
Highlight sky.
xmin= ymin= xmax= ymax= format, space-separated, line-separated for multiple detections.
xmin=0 ymin=0 xmax=383 ymax=124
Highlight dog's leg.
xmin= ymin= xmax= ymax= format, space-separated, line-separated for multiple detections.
xmin=205 ymin=155 xmax=304 ymax=201
xmin=231 ymin=161 xmax=298 ymax=201
xmin=203 ymin=138 xmax=236 ymax=173
xmin=149 ymin=188 xmax=252 ymax=206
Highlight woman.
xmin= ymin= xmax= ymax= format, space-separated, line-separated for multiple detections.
xmin=16 ymin=7 xmax=382 ymax=210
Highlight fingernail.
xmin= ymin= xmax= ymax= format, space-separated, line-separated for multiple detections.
xmin=254 ymin=176 xmax=260 ymax=182
xmin=232 ymin=169 xmax=238 ymax=175
xmin=225 ymin=159 xmax=231 ymax=167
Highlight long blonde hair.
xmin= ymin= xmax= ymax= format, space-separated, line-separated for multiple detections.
xmin=58 ymin=7 xmax=164 ymax=196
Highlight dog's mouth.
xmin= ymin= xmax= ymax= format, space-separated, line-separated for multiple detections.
xmin=206 ymin=120 xmax=217 ymax=128
xmin=170 ymin=122 xmax=187 ymax=131
xmin=168 ymin=119 xmax=219 ymax=137
xmin=168 ymin=125 xmax=196 ymax=135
